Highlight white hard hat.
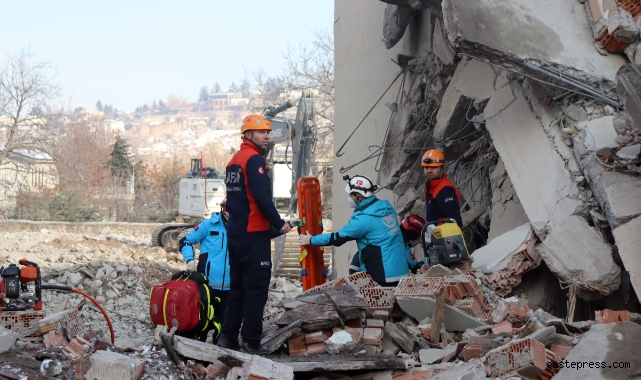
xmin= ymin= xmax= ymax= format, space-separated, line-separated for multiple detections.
xmin=344 ymin=175 xmax=377 ymax=198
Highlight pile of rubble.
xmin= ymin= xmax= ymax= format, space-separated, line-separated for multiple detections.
xmin=163 ymin=271 xmax=641 ymax=380
xmin=1 ymin=223 xmax=640 ymax=379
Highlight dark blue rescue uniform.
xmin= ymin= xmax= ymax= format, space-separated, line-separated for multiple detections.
xmin=220 ymin=139 xmax=286 ymax=349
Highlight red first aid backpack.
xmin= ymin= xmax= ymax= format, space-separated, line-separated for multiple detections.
xmin=149 ymin=271 xmax=221 ymax=341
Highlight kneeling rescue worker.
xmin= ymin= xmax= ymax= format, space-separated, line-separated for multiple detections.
xmin=217 ymin=114 xmax=293 ymax=354
xmin=180 ymin=198 xmax=230 ymax=343
xmin=300 ymin=174 xmax=409 ymax=287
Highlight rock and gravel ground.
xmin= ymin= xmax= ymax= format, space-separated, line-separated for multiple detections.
xmin=0 ymin=227 xmax=302 ymax=379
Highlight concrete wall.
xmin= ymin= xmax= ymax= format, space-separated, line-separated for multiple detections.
xmin=333 ymin=0 xmax=413 ymax=277
xmin=0 ymin=220 xmax=162 ymax=236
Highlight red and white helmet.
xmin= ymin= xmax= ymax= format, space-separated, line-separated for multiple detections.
xmin=344 ymin=175 xmax=377 ymax=198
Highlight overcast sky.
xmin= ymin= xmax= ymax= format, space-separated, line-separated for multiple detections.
xmin=0 ymin=1 xmax=334 ymax=112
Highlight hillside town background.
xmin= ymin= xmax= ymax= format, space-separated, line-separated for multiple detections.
xmin=0 ymin=30 xmax=334 ymax=222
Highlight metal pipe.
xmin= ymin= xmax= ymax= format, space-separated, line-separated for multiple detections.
xmin=264 ymin=97 xmax=302 ymax=117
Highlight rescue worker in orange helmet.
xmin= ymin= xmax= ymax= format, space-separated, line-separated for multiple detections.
xmin=422 ymin=148 xmax=462 ymax=227
xmin=218 ymin=114 xmax=293 ymax=354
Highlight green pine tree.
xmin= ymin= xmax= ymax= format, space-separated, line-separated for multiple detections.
xmin=108 ymin=133 xmax=134 ymax=180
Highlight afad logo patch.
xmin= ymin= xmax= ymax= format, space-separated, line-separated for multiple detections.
xmin=194 ymin=225 xmax=199 ymax=231
xmin=258 ymin=167 xmax=265 ymax=174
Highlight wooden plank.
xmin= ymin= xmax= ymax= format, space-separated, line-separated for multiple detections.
xmin=430 ymin=288 xmax=446 ymax=344
xmin=160 ymin=327 xmax=184 ymax=369
xmin=260 ymin=320 xmax=302 ymax=354
xmin=269 ymin=354 xmax=407 ymax=372
xmin=173 ymin=335 xmax=252 ymax=369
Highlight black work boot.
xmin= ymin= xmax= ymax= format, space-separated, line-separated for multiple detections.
xmin=216 ymin=335 xmax=240 ymax=351
xmin=239 ymin=340 xmax=263 ymax=355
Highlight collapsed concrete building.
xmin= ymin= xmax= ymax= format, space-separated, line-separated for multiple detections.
xmin=333 ymin=0 xmax=641 ymax=320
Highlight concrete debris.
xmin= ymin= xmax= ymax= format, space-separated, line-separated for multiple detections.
xmin=617 ymin=63 xmax=641 ymax=133
xmin=81 ymin=350 xmax=146 ymax=380
xmin=554 ymin=322 xmax=641 ymax=379
xmin=442 ymin=0 xmax=626 ymax=85
xmin=0 ymin=326 xmax=17 ymax=353
xmin=40 ymin=359 xmax=62 ymax=377
xmin=339 ymin=0 xmax=641 ymax=374
xmin=383 ymin=4 xmax=415 ymax=50
xmin=613 ymin=215 xmax=641 ymax=303
xmin=488 ymin=158 xmax=529 ymax=242
xmin=471 ymin=223 xmax=539 ymax=296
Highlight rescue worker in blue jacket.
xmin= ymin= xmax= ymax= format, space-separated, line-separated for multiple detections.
xmin=300 ymin=174 xmax=409 ymax=287
xmin=180 ymin=198 xmax=230 ymax=342
xmin=349 ymin=214 xmax=426 ymax=275
xmin=217 ymin=114 xmax=293 ymax=354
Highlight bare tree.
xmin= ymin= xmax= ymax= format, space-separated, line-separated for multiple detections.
xmin=250 ymin=29 xmax=335 ymax=215
xmin=51 ymin=116 xmax=114 ymax=190
xmin=0 ymin=49 xmax=62 ymax=167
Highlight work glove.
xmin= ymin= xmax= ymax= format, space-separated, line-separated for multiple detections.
xmin=299 ymin=231 xmax=313 ymax=246
xmin=288 ymin=218 xmax=301 ymax=228
xmin=186 ymin=260 xmax=196 ymax=272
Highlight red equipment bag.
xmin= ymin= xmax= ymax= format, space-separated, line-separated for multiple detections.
xmin=149 ymin=271 xmax=220 ymax=341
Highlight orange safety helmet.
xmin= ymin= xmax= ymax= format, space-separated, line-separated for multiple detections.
xmin=241 ymin=114 xmax=272 ymax=134
xmin=421 ymin=149 xmax=445 ymax=167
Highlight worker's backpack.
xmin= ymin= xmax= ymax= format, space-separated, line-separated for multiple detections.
xmin=149 ymin=271 xmax=221 ymax=341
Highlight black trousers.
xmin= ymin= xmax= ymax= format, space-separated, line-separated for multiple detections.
xmin=211 ymin=289 xmax=228 ymax=343
xmin=220 ymin=235 xmax=271 ymax=348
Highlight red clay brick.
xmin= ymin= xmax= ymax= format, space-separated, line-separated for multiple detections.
xmin=491 ymin=320 xmax=513 ymax=335
xmin=484 ymin=338 xmax=546 ymax=378
xmin=549 ymin=344 xmax=573 ymax=360
xmin=304 ymin=331 xmax=325 ymax=344
xmin=306 ymin=342 xmax=325 ymax=354
xmin=595 ymin=309 xmax=630 ymax=324
xmin=288 ymin=333 xmax=307 ymax=356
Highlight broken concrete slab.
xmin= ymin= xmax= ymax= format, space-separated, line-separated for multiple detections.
xmin=0 ymin=327 xmax=17 ymax=353
xmin=485 ymin=85 xmax=582 ymax=236
xmin=613 ymin=215 xmax=641 ymax=302
xmin=617 ymin=63 xmax=641 ymax=133
xmin=433 ymin=58 xmax=498 ymax=140
xmin=488 ymin=158 xmax=529 ymax=242
xmin=83 ymin=350 xmax=146 ymax=380
xmin=432 ymin=18 xmax=456 ymax=64
xmin=527 ymin=326 xmax=557 ymax=347
xmin=573 ymin=132 xmax=641 ymax=227
xmin=442 ymin=0 xmax=626 ymax=84
xmin=617 ymin=144 xmax=641 ymax=160
xmin=583 ymin=116 xmax=619 ymax=155
xmin=396 ymin=296 xmax=484 ymax=331
xmin=426 ymin=265 xmax=453 ymax=277
xmin=553 ymin=322 xmax=641 ymax=379
xmin=383 ymin=4 xmax=415 ymax=50
xmin=241 ymin=355 xmax=294 ymax=380
xmin=471 ymin=223 xmax=539 ymax=296
xmin=538 ymin=216 xmax=621 ymax=297
xmin=419 ymin=348 xmax=453 ymax=364
xmin=472 ymin=223 xmax=533 ymax=271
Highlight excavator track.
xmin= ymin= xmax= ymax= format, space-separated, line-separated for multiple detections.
xmin=151 ymin=223 xmax=195 ymax=252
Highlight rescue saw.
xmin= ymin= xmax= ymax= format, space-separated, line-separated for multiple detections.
xmin=421 ymin=219 xmax=470 ymax=266
xmin=0 ymin=259 xmax=115 ymax=343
